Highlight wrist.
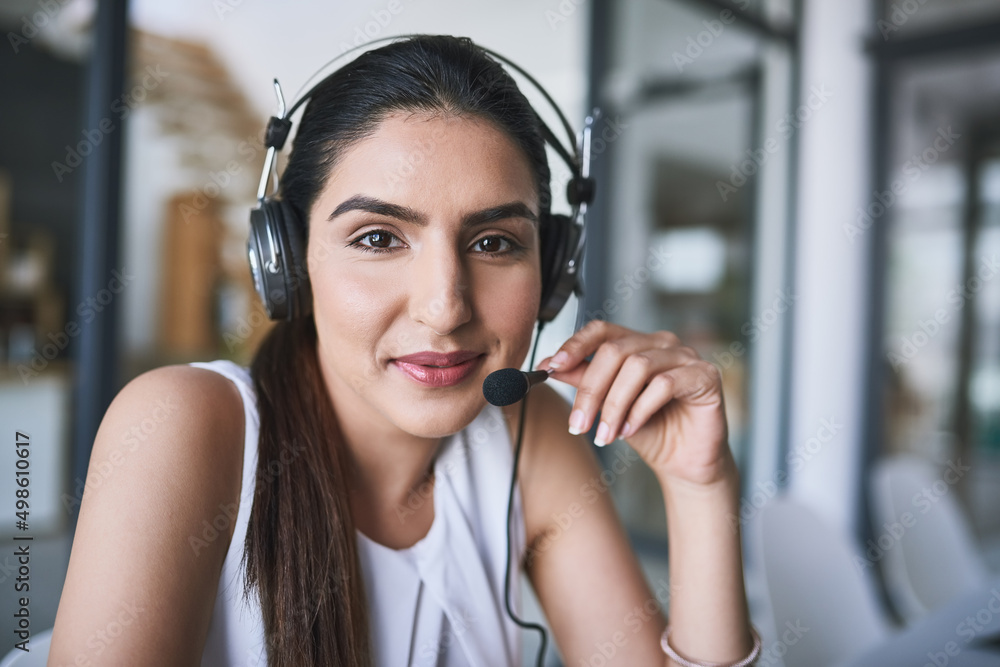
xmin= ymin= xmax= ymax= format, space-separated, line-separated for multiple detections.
xmin=656 ymin=454 xmax=741 ymax=500
xmin=658 ymin=458 xmax=743 ymax=543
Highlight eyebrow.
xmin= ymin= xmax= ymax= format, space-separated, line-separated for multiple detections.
xmin=326 ymin=195 xmax=538 ymax=228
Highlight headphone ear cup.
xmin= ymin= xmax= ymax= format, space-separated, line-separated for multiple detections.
xmin=275 ymin=200 xmax=312 ymax=320
xmin=537 ymin=213 xmax=580 ymax=324
xmin=538 ymin=212 xmax=560 ymax=305
xmin=247 ymin=199 xmax=312 ymax=321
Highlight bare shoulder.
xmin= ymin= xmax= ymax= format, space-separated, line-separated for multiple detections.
xmin=500 ymin=382 xmax=606 ymax=557
xmin=49 ymin=363 xmax=246 ymax=666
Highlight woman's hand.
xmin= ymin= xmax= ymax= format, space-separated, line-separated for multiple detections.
xmin=535 ymin=320 xmax=735 ymax=489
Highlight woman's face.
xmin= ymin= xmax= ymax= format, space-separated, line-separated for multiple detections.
xmin=306 ymin=111 xmax=542 ymax=440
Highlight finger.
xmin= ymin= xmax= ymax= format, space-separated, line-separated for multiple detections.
xmin=568 ymin=338 xmax=697 ymax=438
xmin=592 ymin=348 xmax=699 ymax=446
xmin=536 ymin=359 xmax=591 ymax=390
xmin=537 ymin=325 xmax=682 ymax=381
xmin=534 ymin=319 xmax=634 ymax=374
xmin=620 ymin=361 xmax=722 ymax=438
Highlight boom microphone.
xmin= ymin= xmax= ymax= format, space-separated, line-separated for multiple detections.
xmin=483 ymin=368 xmax=554 ymax=406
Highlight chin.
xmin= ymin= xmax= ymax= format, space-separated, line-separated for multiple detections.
xmin=394 ymin=394 xmax=487 ymax=439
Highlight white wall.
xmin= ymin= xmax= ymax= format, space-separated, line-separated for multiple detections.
xmin=130 ymin=0 xmax=587 ymax=122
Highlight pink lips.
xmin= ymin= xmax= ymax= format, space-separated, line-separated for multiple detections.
xmin=391 ymin=350 xmax=485 ymax=388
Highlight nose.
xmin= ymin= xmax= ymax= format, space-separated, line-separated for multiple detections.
xmin=408 ymin=240 xmax=472 ymax=335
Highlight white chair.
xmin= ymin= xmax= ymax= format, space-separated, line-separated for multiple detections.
xmin=0 ymin=627 xmax=52 ymax=667
xmin=754 ymin=497 xmax=895 ymax=667
xmin=870 ymin=454 xmax=992 ymax=623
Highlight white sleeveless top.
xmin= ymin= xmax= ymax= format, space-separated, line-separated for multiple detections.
xmin=191 ymin=359 xmax=527 ymax=666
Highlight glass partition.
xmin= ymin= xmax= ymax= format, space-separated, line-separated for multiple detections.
xmin=593 ymin=0 xmax=798 ymax=553
xmin=875 ymin=22 xmax=1000 ymax=570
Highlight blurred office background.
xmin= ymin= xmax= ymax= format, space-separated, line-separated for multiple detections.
xmin=2 ymin=0 xmax=1000 ymax=665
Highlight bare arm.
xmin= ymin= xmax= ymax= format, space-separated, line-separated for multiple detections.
xmin=513 ymin=320 xmax=754 ymax=666
xmin=659 ymin=461 xmax=753 ymax=665
xmin=48 ymin=365 xmax=245 ymax=667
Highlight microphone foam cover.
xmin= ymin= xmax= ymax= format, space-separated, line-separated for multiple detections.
xmin=482 ymin=368 xmax=528 ymax=406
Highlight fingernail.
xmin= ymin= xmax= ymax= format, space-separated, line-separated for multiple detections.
xmin=568 ymin=409 xmax=586 ymax=435
xmin=549 ymin=351 xmax=569 ymax=370
xmin=594 ymin=421 xmax=610 ymax=447
xmin=621 ymin=422 xmax=632 ymax=438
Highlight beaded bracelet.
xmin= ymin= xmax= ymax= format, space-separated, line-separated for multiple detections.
xmin=660 ymin=624 xmax=762 ymax=667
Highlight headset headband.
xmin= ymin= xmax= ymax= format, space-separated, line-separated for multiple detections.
xmin=254 ymin=34 xmax=596 ymax=214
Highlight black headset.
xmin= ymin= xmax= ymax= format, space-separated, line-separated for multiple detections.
xmin=246 ymin=34 xmax=596 ymax=325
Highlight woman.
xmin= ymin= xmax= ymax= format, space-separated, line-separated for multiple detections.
xmin=50 ymin=35 xmax=757 ymax=666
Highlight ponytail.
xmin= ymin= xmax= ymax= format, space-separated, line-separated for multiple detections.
xmin=245 ymin=316 xmax=373 ymax=666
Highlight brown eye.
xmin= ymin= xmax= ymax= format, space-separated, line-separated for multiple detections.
xmin=367 ymin=231 xmax=393 ymax=248
xmin=350 ymin=229 xmax=402 ymax=253
xmin=475 ymin=236 xmax=512 ymax=253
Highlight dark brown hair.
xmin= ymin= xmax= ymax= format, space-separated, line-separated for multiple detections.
xmin=245 ymin=35 xmax=552 ymax=666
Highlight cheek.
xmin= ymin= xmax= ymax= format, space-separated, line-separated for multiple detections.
xmin=479 ymin=268 xmax=541 ymax=335
xmin=309 ymin=260 xmax=398 ymax=347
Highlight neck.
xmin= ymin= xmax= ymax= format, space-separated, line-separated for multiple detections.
xmin=336 ymin=413 xmax=443 ymax=545
xmin=342 ymin=425 xmax=442 ymax=512
xmin=314 ymin=353 xmax=444 ymax=518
